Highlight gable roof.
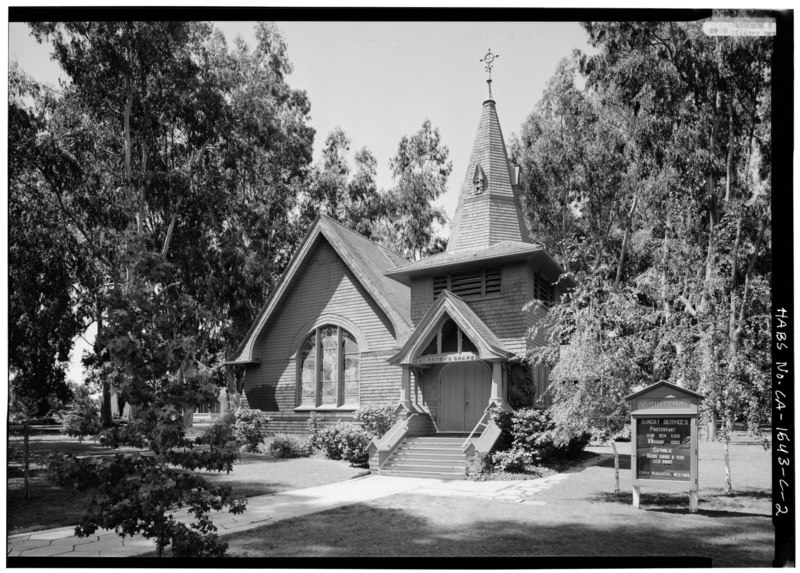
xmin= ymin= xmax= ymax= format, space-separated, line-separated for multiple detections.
xmin=448 ymin=98 xmax=531 ymax=251
xmin=226 ymin=215 xmax=412 ymax=365
xmin=390 ymin=291 xmax=512 ymax=366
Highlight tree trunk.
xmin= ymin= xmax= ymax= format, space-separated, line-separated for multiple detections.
xmin=700 ymin=93 xmax=722 ymax=314
xmin=101 ymin=381 xmax=113 ymax=428
xmin=613 ymin=190 xmax=639 ymax=292
xmin=707 ymin=411 xmax=716 ymax=442
xmin=725 ymin=98 xmax=735 ymax=202
xmin=611 ymin=440 xmax=620 ymax=495
xmin=96 ymin=299 xmax=113 ymax=427
xmin=661 ymin=210 xmax=671 ymax=317
xmin=722 ymin=421 xmax=732 ymax=494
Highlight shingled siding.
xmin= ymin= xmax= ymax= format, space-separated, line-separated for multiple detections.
xmin=462 ymin=261 xmax=535 ymax=356
xmin=242 ymin=239 xmax=402 ymax=433
xmin=410 ymin=276 xmax=433 ymax=325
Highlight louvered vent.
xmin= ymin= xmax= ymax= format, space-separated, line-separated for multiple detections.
xmin=433 ymin=268 xmax=501 ymax=298
xmin=485 ymin=269 xmax=501 ymax=294
xmin=534 ymin=272 xmax=555 ymax=307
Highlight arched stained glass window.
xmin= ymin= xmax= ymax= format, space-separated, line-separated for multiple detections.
xmin=343 ymin=331 xmax=360 ymax=406
xmin=297 ymin=325 xmax=360 ymax=408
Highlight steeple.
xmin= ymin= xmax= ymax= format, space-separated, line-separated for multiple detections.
xmin=447 ymin=53 xmax=530 ymax=252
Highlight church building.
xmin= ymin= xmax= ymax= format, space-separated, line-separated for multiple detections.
xmin=225 ymin=61 xmax=568 ymax=477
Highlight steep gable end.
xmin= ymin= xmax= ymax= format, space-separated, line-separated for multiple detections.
xmin=227 ymin=216 xmax=412 ymax=365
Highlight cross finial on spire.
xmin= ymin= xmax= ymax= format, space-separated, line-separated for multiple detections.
xmin=480 ymin=49 xmax=499 ymax=99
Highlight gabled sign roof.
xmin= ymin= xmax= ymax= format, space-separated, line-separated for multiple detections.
xmin=624 ymin=380 xmax=705 ymax=402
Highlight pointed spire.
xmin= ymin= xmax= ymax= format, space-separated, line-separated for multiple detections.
xmin=447 ymin=73 xmax=530 ymax=252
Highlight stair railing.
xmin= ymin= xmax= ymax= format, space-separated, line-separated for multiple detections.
xmin=462 ymin=409 xmax=491 ymax=450
xmin=367 ymin=414 xmax=414 ymax=470
xmin=381 ymin=416 xmax=411 ymax=447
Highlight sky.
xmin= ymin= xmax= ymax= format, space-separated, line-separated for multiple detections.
xmin=8 ymin=19 xmax=594 ymax=383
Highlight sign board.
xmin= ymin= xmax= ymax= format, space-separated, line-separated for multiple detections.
xmin=417 ymin=352 xmax=478 ymax=365
xmin=624 ymin=382 xmax=704 ymax=512
xmin=635 ymin=417 xmax=692 ymax=481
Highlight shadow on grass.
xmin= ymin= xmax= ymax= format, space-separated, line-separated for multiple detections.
xmin=590 ymin=489 xmax=771 ymax=519
xmin=223 ymin=498 xmax=771 ymax=566
xmin=595 ymin=454 xmax=631 ymax=470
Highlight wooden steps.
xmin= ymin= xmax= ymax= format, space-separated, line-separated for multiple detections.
xmin=378 ymin=435 xmax=474 ymax=480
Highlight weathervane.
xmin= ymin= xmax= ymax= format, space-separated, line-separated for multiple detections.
xmin=480 ymin=49 xmax=499 ymax=99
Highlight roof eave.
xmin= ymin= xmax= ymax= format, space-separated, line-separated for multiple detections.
xmin=385 ymin=246 xmax=544 ymax=282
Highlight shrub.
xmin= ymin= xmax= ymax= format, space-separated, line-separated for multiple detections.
xmin=497 ymin=408 xmax=589 ymax=463
xmin=61 ymin=385 xmax=102 ymax=440
xmin=353 ymin=403 xmax=396 ymax=437
xmin=263 ymin=434 xmax=311 ymax=458
xmin=233 ymin=408 xmax=270 ymax=452
xmin=491 ymin=449 xmax=533 ymax=473
xmin=316 ymin=422 xmax=371 ymax=466
xmin=465 ymin=452 xmax=492 ymax=481
xmin=509 ymin=408 xmax=554 ymax=458
xmin=305 ymin=412 xmax=322 ymax=451
xmin=338 ymin=425 xmax=371 ymax=466
xmin=198 ymin=421 xmax=238 ymax=451
xmin=315 ymin=423 xmax=346 ymax=460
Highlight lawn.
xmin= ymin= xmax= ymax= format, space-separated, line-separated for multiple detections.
xmin=6 ymin=434 xmax=365 ymax=535
xmin=224 ymin=434 xmax=772 ymax=567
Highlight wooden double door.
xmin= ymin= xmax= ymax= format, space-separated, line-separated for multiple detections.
xmin=438 ymin=362 xmax=491 ymax=432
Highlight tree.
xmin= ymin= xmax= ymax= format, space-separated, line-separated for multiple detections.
xmin=8 ymin=63 xmax=92 ymax=418
xmin=382 ymin=119 xmax=452 ymax=260
xmin=524 ymin=17 xmax=772 ymax=494
xmin=19 ymin=20 xmax=315 ymax=554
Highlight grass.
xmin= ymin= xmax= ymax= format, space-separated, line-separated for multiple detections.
xmin=223 ymin=434 xmax=772 ymax=566
xmin=6 ymin=434 xmax=364 ymax=535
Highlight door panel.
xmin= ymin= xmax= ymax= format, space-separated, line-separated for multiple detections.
xmin=439 ymin=362 xmax=491 ymax=431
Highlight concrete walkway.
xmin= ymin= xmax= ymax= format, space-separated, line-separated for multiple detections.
xmin=7 ymin=472 xmax=573 ymax=558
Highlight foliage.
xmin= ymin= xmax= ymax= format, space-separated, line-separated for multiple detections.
xmin=507 ymin=363 xmax=537 ymax=409
xmin=233 ymin=408 xmax=271 ymax=453
xmin=314 ymin=422 xmax=371 ymax=466
xmin=465 ymin=452 xmax=493 ymax=481
xmin=299 ymin=120 xmax=452 ymax=261
xmin=262 ymin=434 xmax=312 ymax=459
xmin=61 ymin=384 xmax=102 ymax=440
xmin=491 ymin=449 xmax=534 ymax=473
xmin=305 ymin=411 xmax=323 ymax=451
xmin=353 ymin=403 xmax=396 ymax=437
xmin=518 ymin=18 xmax=772 ymax=493
xmin=197 ymin=420 xmax=239 ymax=456
xmin=46 ymin=452 xmax=246 ymax=557
xmin=8 ymin=64 xmax=90 ymax=418
xmin=339 ymin=425 xmax=372 ymax=467
xmin=492 ymin=408 xmax=590 ymax=467
xmin=16 ymin=21 xmax=318 ymax=554
xmin=382 ymin=119 xmax=452 ymax=260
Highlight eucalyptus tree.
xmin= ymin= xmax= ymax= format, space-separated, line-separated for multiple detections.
xmin=525 ymin=18 xmax=772 ymax=493
xmin=382 ymin=119 xmax=452 ymax=260
xmin=18 ymin=20 xmax=314 ymax=554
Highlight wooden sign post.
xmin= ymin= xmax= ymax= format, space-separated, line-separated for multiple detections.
xmin=625 ymin=382 xmax=704 ymax=513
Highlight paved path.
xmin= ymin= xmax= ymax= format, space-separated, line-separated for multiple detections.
xmin=7 ymin=472 xmax=577 ymax=558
